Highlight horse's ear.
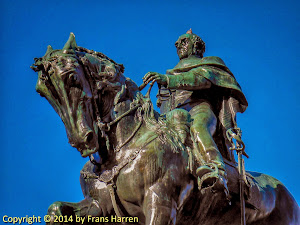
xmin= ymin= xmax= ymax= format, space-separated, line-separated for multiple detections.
xmin=46 ymin=45 xmax=53 ymax=54
xmin=63 ymin=32 xmax=77 ymax=51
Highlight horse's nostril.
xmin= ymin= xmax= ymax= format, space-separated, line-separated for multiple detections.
xmin=85 ymin=132 xmax=94 ymax=143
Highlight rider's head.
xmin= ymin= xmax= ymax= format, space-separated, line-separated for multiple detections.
xmin=175 ymin=29 xmax=205 ymax=60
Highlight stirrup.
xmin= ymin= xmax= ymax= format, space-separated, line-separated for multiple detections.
xmin=196 ymin=165 xmax=215 ymax=178
xmin=197 ymin=163 xmax=219 ymax=189
xmin=196 ymin=163 xmax=229 ymax=195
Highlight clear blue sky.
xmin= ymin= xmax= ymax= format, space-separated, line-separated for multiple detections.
xmin=1 ymin=0 xmax=299 ymax=218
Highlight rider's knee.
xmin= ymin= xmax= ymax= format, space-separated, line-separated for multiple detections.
xmin=166 ymin=109 xmax=191 ymax=143
xmin=166 ymin=109 xmax=191 ymax=123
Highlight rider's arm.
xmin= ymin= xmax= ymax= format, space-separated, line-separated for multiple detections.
xmin=166 ymin=68 xmax=211 ymax=90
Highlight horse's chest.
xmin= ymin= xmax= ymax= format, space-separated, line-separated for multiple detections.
xmin=115 ymin=150 xmax=164 ymax=202
xmin=115 ymin=154 xmax=146 ymax=202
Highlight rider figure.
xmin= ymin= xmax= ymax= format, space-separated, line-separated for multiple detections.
xmin=143 ymin=29 xmax=248 ymax=194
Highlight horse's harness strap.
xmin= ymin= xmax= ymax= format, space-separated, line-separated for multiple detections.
xmin=115 ymin=119 xmax=143 ymax=152
xmin=107 ymin=183 xmax=123 ymax=218
xmin=98 ymin=134 xmax=158 ymax=183
xmin=97 ymin=104 xmax=141 ymax=132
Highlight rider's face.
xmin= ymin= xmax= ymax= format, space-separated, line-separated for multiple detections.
xmin=175 ymin=34 xmax=194 ymax=60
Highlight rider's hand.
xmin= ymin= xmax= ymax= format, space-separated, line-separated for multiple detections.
xmin=143 ymin=72 xmax=168 ymax=86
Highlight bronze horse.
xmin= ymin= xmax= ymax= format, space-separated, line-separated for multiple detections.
xmin=31 ymin=33 xmax=300 ymax=225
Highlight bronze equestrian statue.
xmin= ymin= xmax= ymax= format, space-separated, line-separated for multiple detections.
xmin=31 ymin=33 xmax=300 ymax=225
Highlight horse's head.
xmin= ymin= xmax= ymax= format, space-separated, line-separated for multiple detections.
xmin=31 ymin=33 xmax=138 ymax=158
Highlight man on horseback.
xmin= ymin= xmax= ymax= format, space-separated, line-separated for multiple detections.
xmin=143 ymin=29 xmax=248 ymax=194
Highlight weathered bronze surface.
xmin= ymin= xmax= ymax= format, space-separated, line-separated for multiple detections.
xmin=31 ymin=32 xmax=300 ymax=225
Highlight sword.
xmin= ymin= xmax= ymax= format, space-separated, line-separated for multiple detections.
xmin=238 ymin=151 xmax=246 ymax=225
xmin=226 ymin=128 xmax=247 ymax=225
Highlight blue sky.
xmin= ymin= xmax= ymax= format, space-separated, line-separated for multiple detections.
xmin=1 ymin=0 xmax=299 ymax=218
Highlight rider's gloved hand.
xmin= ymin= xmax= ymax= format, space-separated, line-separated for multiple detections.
xmin=143 ymin=72 xmax=168 ymax=86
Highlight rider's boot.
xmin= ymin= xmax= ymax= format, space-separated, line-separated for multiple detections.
xmin=195 ymin=147 xmax=229 ymax=196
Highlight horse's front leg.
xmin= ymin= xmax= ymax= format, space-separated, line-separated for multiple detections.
xmin=47 ymin=197 xmax=102 ymax=225
xmin=143 ymin=183 xmax=177 ymax=225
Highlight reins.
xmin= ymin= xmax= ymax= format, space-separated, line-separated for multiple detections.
xmin=97 ymin=104 xmax=140 ymax=132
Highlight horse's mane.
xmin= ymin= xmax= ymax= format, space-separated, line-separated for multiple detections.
xmin=136 ymin=94 xmax=188 ymax=154
xmin=75 ymin=46 xmax=125 ymax=74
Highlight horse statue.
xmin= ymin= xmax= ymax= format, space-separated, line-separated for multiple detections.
xmin=31 ymin=33 xmax=300 ymax=225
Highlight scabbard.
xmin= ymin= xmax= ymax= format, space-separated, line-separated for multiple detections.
xmin=238 ymin=152 xmax=246 ymax=225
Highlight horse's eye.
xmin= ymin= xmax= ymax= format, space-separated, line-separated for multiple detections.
xmin=69 ymin=73 xmax=77 ymax=82
xmin=69 ymin=74 xmax=82 ymax=89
